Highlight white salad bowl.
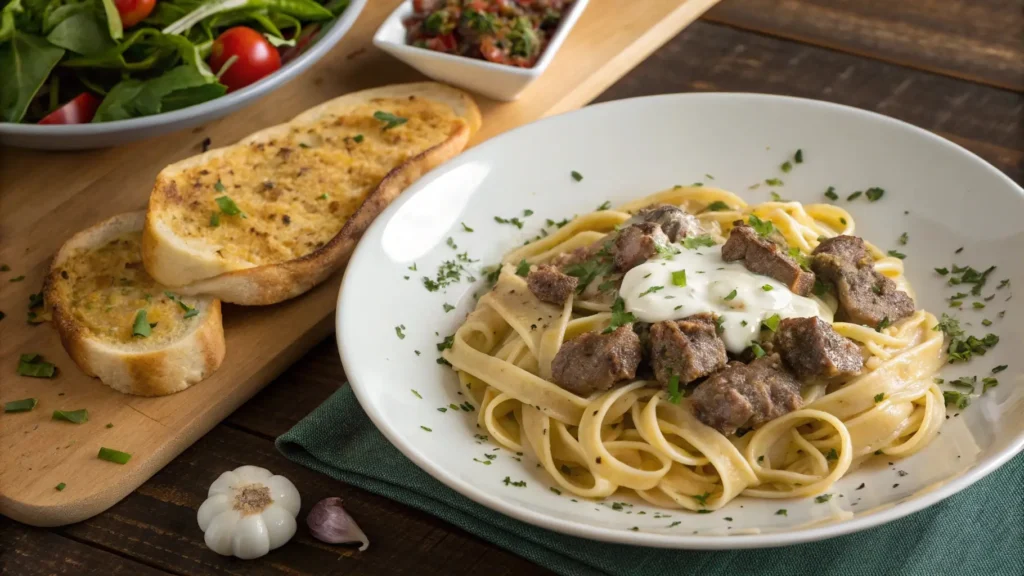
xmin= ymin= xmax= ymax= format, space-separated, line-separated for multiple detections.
xmin=373 ymin=0 xmax=589 ymax=102
xmin=0 ymin=0 xmax=366 ymax=151
xmin=337 ymin=93 xmax=1024 ymax=549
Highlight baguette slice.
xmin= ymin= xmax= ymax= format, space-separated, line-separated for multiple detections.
xmin=143 ymin=82 xmax=482 ymax=305
xmin=46 ymin=212 xmax=226 ymax=396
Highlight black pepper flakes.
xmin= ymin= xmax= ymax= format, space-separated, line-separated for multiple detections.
xmin=282 ymin=215 xmax=292 ymax=226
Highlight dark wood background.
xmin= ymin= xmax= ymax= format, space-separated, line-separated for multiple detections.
xmin=3 ymin=0 xmax=1022 ymax=573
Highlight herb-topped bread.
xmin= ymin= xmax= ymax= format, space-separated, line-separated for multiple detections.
xmin=142 ymin=82 xmax=482 ymax=305
xmin=46 ymin=212 xmax=226 ymax=396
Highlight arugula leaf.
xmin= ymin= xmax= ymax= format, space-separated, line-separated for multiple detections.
xmin=0 ymin=31 xmax=65 ymax=123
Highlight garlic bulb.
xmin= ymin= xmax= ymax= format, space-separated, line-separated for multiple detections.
xmin=197 ymin=465 xmax=300 ymax=559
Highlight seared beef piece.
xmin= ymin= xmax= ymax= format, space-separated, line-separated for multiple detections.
xmin=550 ymin=241 xmax=607 ymax=269
xmin=811 ymin=235 xmax=915 ymax=327
xmin=628 ymin=204 xmax=703 ymax=243
xmin=527 ymin=265 xmax=578 ymax=305
xmin=721 ymin=222 xmax=815 ymax=296
xmin=690 ymin=354 xmax=803 ymax=436
xmin=551 ymin=326 xmax=643 ymax=396
xmin=613 ymin=222 xmax=669 ymax=272
xmin=649 ymin=315 xmax=728 ymax=386
xmin=774 ymin=317 xmax=863 ymax=379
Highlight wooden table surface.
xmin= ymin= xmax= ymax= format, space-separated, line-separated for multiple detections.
xmin=3 ymin=0 xmax=1022 ymax=574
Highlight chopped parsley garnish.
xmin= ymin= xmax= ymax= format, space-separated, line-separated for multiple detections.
xmin=502 ymin=476 xmax=527 ymax=487
xmin=934 ymin=313 xmax=998 ymax=362
xmin=0 ymin=264 xmax=8 ymax=271
xmin=17 ymin=354 xmax=56 ymax=378
xmin=691 ymin=492 xmax=711 ymax=507
xmin=565 ymin=254 xmax=614 ymax=294
xmin=515 ymin=260 xmax=531 ymax=277
xmin=443 ymin=303 xmax=455 ymax=313
xmin=874 ymin=392 xmax=885 ymax=403
xmin=603 ymin=297 xmax=637 ymax=334
xmin=813 ymin=279 xmax=830 ymax=297
xmin=815 ymin=494 xmax=833 ymax=503
xmin=865 ymin=187 xmax=885 ymax=202
xmin=887 ymin=250 xmax=906 ymax=259
xmin=655 ymin=243 xmax=680 ymax=259
xmin=596 ymin=201 xmax=612 ymax=211
xmin=98 ymin=447 xmax=132 ymax=464
xmin=671 ymin=270 xmax=687 ymax=287
xmin=943 ymin=390 xmax=970 ymax=410
xmin=437 ymin=334 xmax=455 ymax=352
xmin=667 ymin=374 xmax=682 ymax=404
xmin=982 ymin=377 xmax=999 ymax=394
xmin=750 ymin=343 xmax=766 ymax=358
xmin=824 ymin=186 xmax=838 ymax=201
xmin=935 ymin=267 xmax=949 ymax=275
xmin=571 ymin=170 xmax=583 ymax=182
xmin=898 ymin=232 xmax=908 ymax=245
xmin=847 ymin=191 xmax=863 ymax=201
xmin=461 ymin=222 xmax=474 ymax=232
xmin=723 ymin=289 xmax=738 ymax=301
xmin=950 ymin=376 xmax=976 ymax=392
xmin=639 ymin=285 xmax=664 ymax=298
xmin=705 ymin=201 xmax=731 ymax=212
xmin=56 ymin=483 xmax=66 ymax=491
xmin=775 ymin=509 xmax=788 ymax=516
xmin=973 ymin=302 xmax=985 ymax=309
xmin=319 ymin=193 xmax=329 ymax=200
xmin=209 ymin=212 xmax=220 ymax=227
xmin=214 ymin=195 xmax=246 ymax=219
xmin=825 ymin=448 xmax=838 ymax=461
xmin=373 ymin=110 xmax=407 ymax=130
xmin=446 ymin=237 xmax=457 ymax=250
xmin=214 ymin=179 xmax=225 ymax=193
xmin=4 ymin=398 xmax=37 ymax=413
xmin=420 ymin=426 xmax=432 ymax=432
xmin=409 ymin=263 xmax=418 ymax=271
xmin=52 ymin=409 xmax=89 ymax=424
xmin=876 ymin=317 xmax=891 ymax=332
xmin=395 ymin=325 xmax=406 ymax=339
xmin=494 ymin=215 xmax=525 ymax=229
xmin=946 ymin=264 xmax=995 ymax=296
xmin=353 ymin=134 xmax=364 ymax=143
xmin=982 ymin=319 xmax=992 ymax=326
xmin=794 ymin=149 xmax=804 ymax=163
xmin=422 ymin=258 xmax=474 ymax=292
xmin=682 ymin=234 xmax=716 ymax=250
xmin=762 ymin=314 xmax=781 ymax=332
xmin=998 ymin=279 xmax=1010 ymax=289
xmin=748 ymin=214 xmax=774 ymax=237
xmin=761 ymin=284 xmax=773 ymax=291
xmin=9 ymin=275 xmax=25 ymax=282
xmin=992 ymin=365 xmax=1008 ymax=374
xmin=132 ymin=310 xmax=152 ymax=337
xmin=164 ymin=291 xmax=199 ymax=319
xmin=765 ymin=178 xmax=784 ymax=186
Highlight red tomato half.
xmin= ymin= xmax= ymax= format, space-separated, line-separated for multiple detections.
xmin=38 ymin=93 xmax=101 ymax=125
xmin=114 ymin=0 xmax=156 ymax=28
xmin=210 ymin=27 xmax=282 ymax=93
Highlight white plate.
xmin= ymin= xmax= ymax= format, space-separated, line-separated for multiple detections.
xmin=337 ymin=93 xmax=1024 ymax=549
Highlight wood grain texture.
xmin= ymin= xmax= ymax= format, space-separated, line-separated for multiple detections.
xmin=704 ymin=0 xmax=1024 ymax=91
xmin=57 ymin=425 xmax=552 ymax=576
xmin=0 ymin=0 xmax=720 ymax=528
xmin=595 ymin=21 xmax=1024 ymax=184
xmin=0 ymin=519 xmax=173 ymax=575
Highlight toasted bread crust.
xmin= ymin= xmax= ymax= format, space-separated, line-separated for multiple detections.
xmin=46 ymin=212 xmax=226 ymax=396
xmin=143 ymin=82 xmax=481 ymax=305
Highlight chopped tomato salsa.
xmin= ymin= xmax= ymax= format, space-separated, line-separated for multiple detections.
xmin=404 ymin=0 xmax=574 ymax=68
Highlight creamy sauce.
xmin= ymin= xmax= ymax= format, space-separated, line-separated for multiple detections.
xmin=619 ymin=244 xmax=832 ymax=353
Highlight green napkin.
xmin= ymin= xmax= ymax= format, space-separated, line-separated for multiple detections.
xmin=277 ymin=386 xmax=1023 ymax=576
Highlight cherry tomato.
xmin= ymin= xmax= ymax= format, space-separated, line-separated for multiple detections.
xmin=38 ymin=93 xmax=101 ymax=125
xmin=424 ymin=33 xmax=457 ymax=53
xmin=479 ymin=37 xmax=509 ymax=64
xmin=113 ymin=0 xmax=156 ymax=28
xmin=209 ymin=27 xmax=282 ymax=93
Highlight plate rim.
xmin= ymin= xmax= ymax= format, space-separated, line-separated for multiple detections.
xmin=337 ymin=91 xmax=1024 ymax=549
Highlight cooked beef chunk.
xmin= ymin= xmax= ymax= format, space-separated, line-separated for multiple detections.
xmin=613 ymin=222 xmax=669 ymax=272
xmin=690 ymin=354 xmax=803 ymax=436
xmin=649 ymin=315 xmax=728 ymax=386
xmin=774 ymin=317 xmax=863 ymax=379
xmin=527 ymin=265 xmax=578 ymax=305
xmin=812 ymin=235 xmax=915 ymax=327
xmin=551 ymin=326 xmax=643 ymax=396
xmin=549 ymin=241 xmax=606 ymax=269
xmin=721 ymin=222 xmax=815 ymax=296
xmin=628 ymin=204 xmax=703 ymax=243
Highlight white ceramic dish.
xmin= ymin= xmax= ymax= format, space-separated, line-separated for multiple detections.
xmin=373 ymin=0 xmax=588 ymax=101
xmin=0 ymin=0 xmax=366 ymax=151
xmin=337 ymin=93 xmax=1024 ymax=549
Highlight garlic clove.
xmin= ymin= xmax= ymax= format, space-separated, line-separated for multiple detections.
xmin=262 ymin=503 xmax=298 ymax=550
xmin=264 ymin=475 xmax=301 ymax=517
xmin=232 ymin=514 xmax=270 ymax=560
xmin=307 ymin=497 xmax=369 ymax=551
xmin=208 ymin=470 xmax=241 ymax=497
xmin=204 ymin=509 xmax=242 ymax=556
xmin=197 ymin=493 xmax=232 ymax=531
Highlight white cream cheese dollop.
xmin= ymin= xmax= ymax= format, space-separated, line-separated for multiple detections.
xmin=620 ymin=244 xmax=832 ymax=353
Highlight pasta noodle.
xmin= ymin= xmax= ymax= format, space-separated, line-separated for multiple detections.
xmin=442 ymin=186 xmax=945 ymax=511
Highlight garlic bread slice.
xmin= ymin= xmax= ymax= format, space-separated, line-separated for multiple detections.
xmin=143 ymin=82 xmax=482 ymax=305
xmin=46 ymin=212 xmax=225 ymax=396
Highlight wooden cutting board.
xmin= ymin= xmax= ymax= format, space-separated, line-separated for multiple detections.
xmin=0 ymin=0 xmax=720 ymax=527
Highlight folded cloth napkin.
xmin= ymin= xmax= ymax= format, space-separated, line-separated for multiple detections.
xmin=277 ymin=386 xmax=1023 ymax=576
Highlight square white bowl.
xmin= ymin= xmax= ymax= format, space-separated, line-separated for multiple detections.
xmin=373 ymin=1 xmax=589 ymax=101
